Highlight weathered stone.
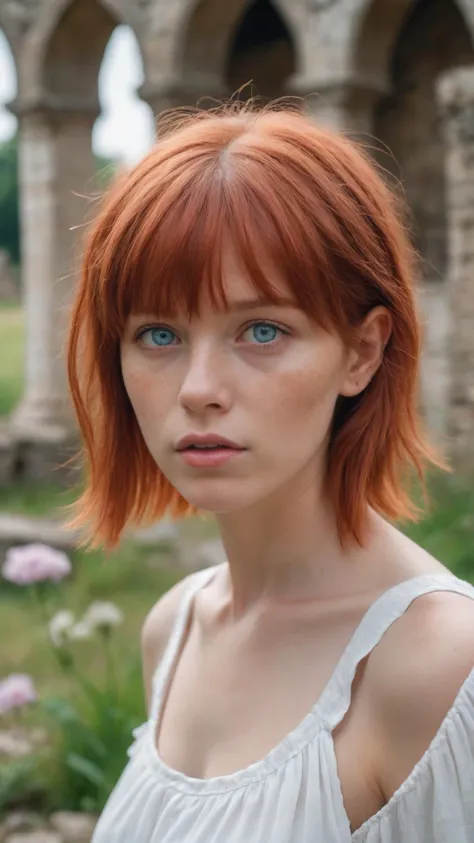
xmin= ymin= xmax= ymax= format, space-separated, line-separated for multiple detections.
xmin=0 ymin=425 xmax=16 ymax=485
xmin=0 ymin=729 xmax=34 ymax=759
xmin=49 ymin=812 xmax=98 ymax=843
xmin=129 ymin=519 xmax=179 ymax=547
xmin=6 ymin=833 xmax=61 ymax=843
xmin=436 ymin=66 xmax=474 ymax=471
xmin=0 ymin=251 xmax=18 ymax=301
xmin=179 ymin=537 xmax=226 ymax=573
xmin=0 ymin=513 xmax=81 ymax=565
xmin=1 ymin=813 xmax=43 ymax=835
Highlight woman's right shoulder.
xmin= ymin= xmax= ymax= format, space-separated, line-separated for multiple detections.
xmin=141 ymin=573 xmax=195 ymax=710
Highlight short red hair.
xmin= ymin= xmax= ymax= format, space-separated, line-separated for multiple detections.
xmin=67 ymin=102 xmax=445 ymax=549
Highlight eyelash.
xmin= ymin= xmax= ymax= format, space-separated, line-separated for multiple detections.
xmin=134 ymin=320 xmax=291 ymax=350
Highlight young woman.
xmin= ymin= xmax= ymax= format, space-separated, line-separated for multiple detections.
xmin=67 ymin=103 xmax=474 ymax=842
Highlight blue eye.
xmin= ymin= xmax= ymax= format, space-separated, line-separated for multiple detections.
xmin=243 ymin=322 xmax=282 ymax=345
xmin=140 ymin=327 xmax=177 ymax=347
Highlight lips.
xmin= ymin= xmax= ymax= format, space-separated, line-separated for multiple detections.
xmin=176 ymin=434 xmax=245 ymax=451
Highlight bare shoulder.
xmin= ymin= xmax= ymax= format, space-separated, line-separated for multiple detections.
xmin=366 ymin=586 xmax=474 ymax=797
xmin=141 ymin=574 xmax=195 ymax=712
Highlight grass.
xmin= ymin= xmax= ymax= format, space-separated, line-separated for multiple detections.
xmin=0 ymin=482 xmax=78 ymax=517
xmin=0 ymin=302 xmax=24 ymax=416
xmin=0 ymin=539 xmax=183 ymax=703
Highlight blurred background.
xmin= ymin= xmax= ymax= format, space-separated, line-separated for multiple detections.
xmin=0 ymin=1 xmax=473 ymax=838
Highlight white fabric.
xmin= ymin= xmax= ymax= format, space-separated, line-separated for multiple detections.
xmin=91 ymin=567 xmax=474 ymax=843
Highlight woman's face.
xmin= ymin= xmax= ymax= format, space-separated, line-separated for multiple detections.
xmin=120 ymin=250 xmax=362 ymax=514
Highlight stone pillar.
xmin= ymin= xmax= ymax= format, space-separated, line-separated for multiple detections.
xmin=8 ymin=104 xmax=97 ymax=483
xmin=436 ymin=67 xmax=474 ymax=472
xmin=141 ymin=80 xmax=227 ymax=133
xmin=287 ymin=76 xmax=386 ymax=136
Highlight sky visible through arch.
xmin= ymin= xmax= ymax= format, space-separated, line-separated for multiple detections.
xmin=0 ymin=25 xmax=155 ymax=164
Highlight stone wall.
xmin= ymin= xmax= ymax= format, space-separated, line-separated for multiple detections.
xmin=437 ymin=66 xmax=474 ymax=471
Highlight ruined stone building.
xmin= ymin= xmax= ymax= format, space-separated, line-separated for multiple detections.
xmin=1 ymin=0 xmax=474 ymax=481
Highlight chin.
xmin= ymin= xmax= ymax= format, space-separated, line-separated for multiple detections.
xmin=174 ymin=479 xmax=263 ymax=515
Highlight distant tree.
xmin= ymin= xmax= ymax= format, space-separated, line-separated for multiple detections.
xmin=0 ymin=139 xmax=118 ymax=267
xmin=95 ymin=154 xmax=118 ymax=189
xmin=0 ymin=135 xmax=20 ymax=264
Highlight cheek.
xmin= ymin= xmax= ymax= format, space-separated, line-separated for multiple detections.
xmin=263 ymin=348 xmax=343 ymax=436
xmin=120 ymin=355 xmax=168 ymax=431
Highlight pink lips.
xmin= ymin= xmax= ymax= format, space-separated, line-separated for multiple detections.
xmin=176 ymin=433 xmax=247 ymax=468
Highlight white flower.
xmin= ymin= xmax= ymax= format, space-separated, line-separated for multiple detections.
xmin=0 ymin=674 xmax=37 ymax=714
xmin=82 ymin=601 xmax=124 ymax=632
xmin=68 ymin=621 xmax=94 ymax=641
xmin=48 ymin=610 xmax=76 ymax=647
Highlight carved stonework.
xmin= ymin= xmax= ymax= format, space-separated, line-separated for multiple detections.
xmin=437 ymin=68 xmax=474 ymax=144
xmin=309 ymin=0 xmax=337 ymax=9
xmin=4 ymin=0 xmax=40 ymax=34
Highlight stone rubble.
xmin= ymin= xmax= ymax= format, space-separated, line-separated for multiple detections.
xmin=0 ymin=812 xmax=98 ymax=843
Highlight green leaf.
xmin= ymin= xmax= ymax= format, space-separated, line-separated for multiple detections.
xmin=66 ymin=753 xmax=106 ymax=788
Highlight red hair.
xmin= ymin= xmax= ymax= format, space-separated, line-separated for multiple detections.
xmin=67 ymin=101 xmax=446 ymax=549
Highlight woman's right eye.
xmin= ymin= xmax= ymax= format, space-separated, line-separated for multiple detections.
xmin=137 ymin=327 xmax=178 ymax=348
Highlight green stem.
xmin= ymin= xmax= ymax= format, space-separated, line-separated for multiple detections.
xmin=102 ymin=631 xmax=118 ymax=702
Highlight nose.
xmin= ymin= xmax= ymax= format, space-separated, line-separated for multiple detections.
xmin=178 ymin=342 xmax=232 ymax=415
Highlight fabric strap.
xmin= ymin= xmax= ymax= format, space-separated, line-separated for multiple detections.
xmin=316 ymin=573 xmax=474 ymax=731
xmin=149 ymin=565 xmax=220 ymax=723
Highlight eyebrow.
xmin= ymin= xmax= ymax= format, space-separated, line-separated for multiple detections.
xmin=226 ymin=296 xmax=297 ymax=312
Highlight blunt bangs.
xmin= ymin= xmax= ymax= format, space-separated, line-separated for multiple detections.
xmin=92 ymin=120 xmax=353 ymax=343
xmin=67 ymin=102 xmax=446 ymax=549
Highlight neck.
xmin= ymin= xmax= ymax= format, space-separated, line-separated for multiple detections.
xmin=215 ymin=477 xmax=385 ymax=617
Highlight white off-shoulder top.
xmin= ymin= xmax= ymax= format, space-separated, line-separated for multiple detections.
xmin=91 ymin=565 xmax=474 ymax=843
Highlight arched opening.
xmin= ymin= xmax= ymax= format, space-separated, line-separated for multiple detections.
xmin=43 ymin=0 xmax=116 ymax=104
xmin=42 ymin=0 xmax=154 ymax=166
xmin=226 ymin=0 xmax=296 ymax=99
xmin=94 ymin=25 xmax=155 ymax=166
xmin=0 ymin=30 xmax=20 ymax=287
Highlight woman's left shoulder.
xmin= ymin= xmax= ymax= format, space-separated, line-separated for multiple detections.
xmin=369 ymin=583 xmax=474 ymax=722
xmin=365 ymin=583 xmax=474 ymax=800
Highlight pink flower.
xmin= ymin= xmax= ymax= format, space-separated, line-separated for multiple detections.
xmin=2 ymin=544 xmax=72 ymax=585
xmin=0 ymin=674 xmax=37 ymax=714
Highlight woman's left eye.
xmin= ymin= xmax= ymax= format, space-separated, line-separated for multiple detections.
xmin=241 ymin=322 xmax=287 ymax=345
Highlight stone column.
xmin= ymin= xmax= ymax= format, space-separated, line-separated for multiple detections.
xmin=287 ymin=76 xmax=386 ymax=136
xmin=436 ymin=67 xmax=474 ymax=472
xmin=8 ymin=103 xmax=98 ymax=483
xmin=141 ymin=79 xmax=228 ymax=134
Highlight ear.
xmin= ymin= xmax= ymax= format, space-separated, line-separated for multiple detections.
xmin=340 ymin=307 xmax=392 ymax=398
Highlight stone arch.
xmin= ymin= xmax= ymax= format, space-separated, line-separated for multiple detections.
xmin=350 ymin=0 xmax=474 ymax=87
xmin=177 ymin=0 xmax=299 ymax=93
xmin=226 ymin=0 xmax=297 ymax=98
xmin=373 ymin=0 xmax=474 ymax=278
xmin=21 ymin=0 xmax=147 ymax=106
xmin=41 ymin=0 xmax=119 ymax=108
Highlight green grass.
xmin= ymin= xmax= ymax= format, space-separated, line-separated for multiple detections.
xmin=0 ymin=481 xmax=78 ymax=518
xmin=0 ymin=302 xmax=24 ymax=416
xmin=0 ymin=539 xmax=183 ymax=698
xmin=400 ymin=472 xmax=474 ymax=582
